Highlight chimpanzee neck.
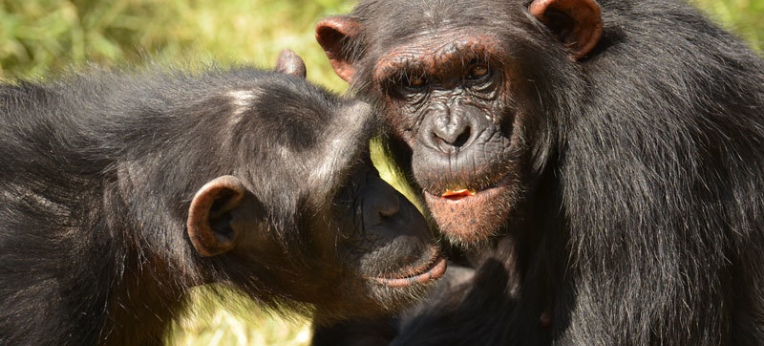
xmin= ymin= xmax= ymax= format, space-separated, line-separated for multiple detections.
xmin=99 ymin=251 xmax=190 ymax=345
xmin=93 ymin=186 xmax=203 ymax=345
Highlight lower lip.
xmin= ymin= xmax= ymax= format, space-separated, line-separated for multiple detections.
xmin=368 ymin=255 xmax=448 ymax=288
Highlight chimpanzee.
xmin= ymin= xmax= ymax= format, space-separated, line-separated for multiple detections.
xmin=313 ymin=0 xmax=764 ymax=344
xmin=0 ymin=51 xmax=447 ymax=346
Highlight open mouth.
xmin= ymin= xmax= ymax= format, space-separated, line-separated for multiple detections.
xmin=441 ymin=188 xmax=476 ymax=200
xmin=367 ymin=249 xmax=448 ymax=288
xmin=426 ymin=174 xmax=512 ymax=202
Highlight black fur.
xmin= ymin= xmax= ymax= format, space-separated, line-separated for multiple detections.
xmin=313 ymin=0 xmax=764 ymax=344
xmin=0 ymin=63 xmax=441 ymax=345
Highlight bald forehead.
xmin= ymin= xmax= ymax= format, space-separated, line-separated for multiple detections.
xmin=359 ymin=1 xmax=515 ymax=50
xmin=373 ymin=32 xmax=504 ymax=82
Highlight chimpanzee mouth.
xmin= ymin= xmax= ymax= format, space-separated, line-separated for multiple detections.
xmin=424 ymin=174 xmax=512 ymax=202
xmin=421 ymin=174 xmax=513 ymax=244
xmin=367 ymin=249 xmax=448 ymax=288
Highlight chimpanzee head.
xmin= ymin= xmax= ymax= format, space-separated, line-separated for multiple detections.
xmin=315 ymin=0 xmax=602 ymax=245
xmin=131 ymin=52 xmax=447 ymax=319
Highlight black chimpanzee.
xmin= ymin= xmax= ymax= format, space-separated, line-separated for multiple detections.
xmin=313 ymin=0 xmax=764 ymax=344
xmin=0 ymin=51 xmax=447 ymax=345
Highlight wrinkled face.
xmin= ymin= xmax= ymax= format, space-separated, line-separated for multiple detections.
xmin=311 ymin=160 xmax=447 ymax=319
xmin=315 ymin=0 xmax=602 ymax=245
xmin=372 ymin=30 xmax=526 ymax=246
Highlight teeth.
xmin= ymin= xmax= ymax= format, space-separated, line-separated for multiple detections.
xmin=441 ymin=189 xmax=475 ymax=198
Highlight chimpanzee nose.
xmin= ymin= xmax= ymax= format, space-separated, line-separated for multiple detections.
xmin=423 ymin=103 xmax=487 ymax=153
xmin=370 ymin=184 xmax=401 ymax=221
xmin=361 ymin=173 xmax=432 ymax=269
xmin=362 ymin=173 xmax=402 ymax=226
xmin=433 ymin=114 xmax=471 ymax=148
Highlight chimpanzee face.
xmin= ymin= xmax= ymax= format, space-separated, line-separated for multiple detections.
xmin=315 ymin=0 xmax=602 ymax=245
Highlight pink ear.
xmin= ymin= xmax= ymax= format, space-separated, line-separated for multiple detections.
xmin=187 ymin=175 xmax=247 ymax=257
xmin=529 ymin=0 xmax=603 ymax=60
xmin=315 ymin=16 xmax=363 ymax=82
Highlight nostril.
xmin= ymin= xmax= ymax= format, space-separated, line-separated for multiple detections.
xmin=451 ymin=127 xmax=471 ymax=147
xmin=431 ymin=112 xmax=472 ymax=149
xmin=378 ymin=195 xmax=401 ymax=218
xmin=433 ymin=125 xmax=471 ymax=152
xmin=363 ymin=175 xmax=403 ymax=227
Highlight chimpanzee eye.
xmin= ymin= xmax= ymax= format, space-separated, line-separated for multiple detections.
xmin=409 ymin=76 xmax=426 ymax=87
xmin=402 ymin=74 xmax=428 ymax=92
xmin=465 ymin=63 xmax=490 ymax=81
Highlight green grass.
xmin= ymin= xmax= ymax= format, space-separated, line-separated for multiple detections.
xmin=1 ymin=0 xmax=761 ymax=344
xmin=0 ymin=0 xmax=355 ymax=91
xmin=168 ymin=287 xmax=313 ymax=346
xmin=692 ymin=0 xmax=764 ymax=51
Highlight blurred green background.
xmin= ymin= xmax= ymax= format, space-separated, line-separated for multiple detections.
xmin=0 ymin=0 xmax=761 ymax=345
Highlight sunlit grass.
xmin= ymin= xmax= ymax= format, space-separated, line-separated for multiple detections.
xmin=691 ymin=0 xmax=764 ymax=51
xmin=168 ymin=287 xmax=312 ymax=346
xmin=0 ymin=0 xmax=355 ymax=91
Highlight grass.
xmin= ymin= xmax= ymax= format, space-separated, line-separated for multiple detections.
xmin=692 ymin=0 xmax=764 ymax=51
xmin=0 ymin=0 xmax=761 ymax=345
xmin=0 ymin=0 xmax=354 ymax=91
xmin=168 ymin=287 xmax=313 ymax=346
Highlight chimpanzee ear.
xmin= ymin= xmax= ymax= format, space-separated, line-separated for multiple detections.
xmin=529 ymin=0 xmax=603 ymax=60
xmin=187 ymin=175 xmax=249 ymax=257
xmin=275 ymin=49 xmax=307 ymax=79
xmin=315 ymin=16 xmax=362 ymax=82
